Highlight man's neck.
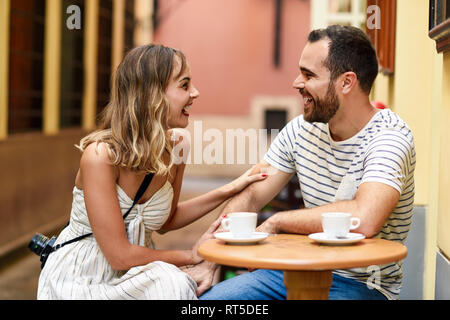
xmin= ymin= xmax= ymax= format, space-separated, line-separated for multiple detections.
xmin=328 ymin=100 xmax=379 ymax=142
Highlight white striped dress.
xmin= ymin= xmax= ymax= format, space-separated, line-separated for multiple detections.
xmin=264 ymin=109 xmax=416 ymax=300
xmin=37 ymin=180 xmax=198 ymax=300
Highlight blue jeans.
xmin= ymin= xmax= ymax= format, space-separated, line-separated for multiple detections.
xmin=199 ymin=269 xmax=387 ymax=300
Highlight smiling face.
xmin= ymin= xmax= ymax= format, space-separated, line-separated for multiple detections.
xmin=292 ymin=39 xmax=340 ymax=124
xmin=165 ymin=56 xmax=199 ymax=129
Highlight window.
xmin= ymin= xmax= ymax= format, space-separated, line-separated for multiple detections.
xmin=97 ymin=0 xmax=113 ymax=120
xmin=429 ymin=0 xmax=450 ymax=53
xmin=8 ymin=0 xmax=46 ymax=134
xmin=60 ymin=0 xmax=85 ymax=128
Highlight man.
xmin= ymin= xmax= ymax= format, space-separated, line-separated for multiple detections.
xmin=197 ymin=25 xmax=416 ymax=300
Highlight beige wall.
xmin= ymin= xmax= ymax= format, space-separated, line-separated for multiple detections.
xmin=438 ymin=52 xmax=450 ymax=257
xmin=390 ymin=1 xmax=436 ymax=206
xmin=154 ymin=0 xmax=310 ymax=117
xmin=372 ymin=0 xmax=450 ymax=299
xmin=154 ymin=0 xmax=308 ymax=178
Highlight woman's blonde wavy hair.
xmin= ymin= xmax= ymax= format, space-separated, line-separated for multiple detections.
xmin=76 ymin=44 xmax=187 ymax=176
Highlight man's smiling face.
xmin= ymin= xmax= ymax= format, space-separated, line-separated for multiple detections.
xmin=292 ymin=39 xmax=340 ymax=124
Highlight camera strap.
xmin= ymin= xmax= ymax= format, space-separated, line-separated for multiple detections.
xmin=52 ymin=173 xmax=155 ymax=252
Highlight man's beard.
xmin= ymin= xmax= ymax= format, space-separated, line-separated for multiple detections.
xmin=303 ymin=82 xmax=339 ymax=124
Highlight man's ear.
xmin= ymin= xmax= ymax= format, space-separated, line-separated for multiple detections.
xmin=339 ymin=71 xmax=358 ymax=94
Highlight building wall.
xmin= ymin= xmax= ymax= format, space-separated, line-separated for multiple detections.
xmin=438 ymin=52 xmax=450 ymax=260
xmin=153 ymin=0 xmax=310 ymax=177
xmin=154 ymin=0 xmax=310 ymax=116
xmin=371 ymin=0 xmax=450 ymax=299
xmin=0 ymin=130 xmax=83 ymax=256
xmin=0 ymin=0 xmax=152 ymax=257
xmin=371 ymin=0 xmax=438 ymax=207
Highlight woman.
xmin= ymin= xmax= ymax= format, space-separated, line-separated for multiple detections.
xmin=37 ymin=44 xmax=266 ymax=299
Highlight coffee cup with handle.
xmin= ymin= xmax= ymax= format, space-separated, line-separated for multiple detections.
xmin=321 ymin=212 xmax=360 ymax=239
xmin=221 ymin=212 xmax=257 ymax=238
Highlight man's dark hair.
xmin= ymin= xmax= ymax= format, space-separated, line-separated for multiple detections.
xmin=308 ymin=25 xmax=378 ymax=94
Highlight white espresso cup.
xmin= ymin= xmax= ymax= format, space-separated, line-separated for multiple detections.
xmin=221 ymin=212 xmax=257 ymax=238
xmin=321 ymin=212 xmax=360 ymax=238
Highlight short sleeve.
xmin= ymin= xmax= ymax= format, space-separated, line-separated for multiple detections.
xmin=361 ymin=130 xmax=415 ymax=193
xmin=263 ymin=119 xmax=297 ymax=173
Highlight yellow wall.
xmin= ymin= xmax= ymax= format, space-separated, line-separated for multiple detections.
xmin=425 ymin=50 xmax=443 ymax=299
xmin=373 ymin=0 xmax=443 ymax=204
xmin=393 ymin=0 xmax=436 ymax=206
xmin=438 ymin=52 xmax=450 ymax=257
xmin=372 ymin=0 xmax=450 ymax=300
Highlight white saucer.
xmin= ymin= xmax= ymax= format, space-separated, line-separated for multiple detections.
xmin=308 ymin=232 xmax=365 ymax=245
xmin=214 ymin=232 xmax=269 ymax=244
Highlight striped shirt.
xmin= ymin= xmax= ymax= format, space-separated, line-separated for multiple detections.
xmin=264 ymin=109 xmax=416 ymax=300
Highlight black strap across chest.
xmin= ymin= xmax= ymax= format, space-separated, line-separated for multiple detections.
xmin=53 ymin=173 xmax=154 ymax=252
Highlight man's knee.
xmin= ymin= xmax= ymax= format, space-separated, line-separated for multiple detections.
xmin=200 ymin=273 xmax=249 ymax=300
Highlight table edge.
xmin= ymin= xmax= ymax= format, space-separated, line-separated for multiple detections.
xmin=198 ymin=236 xmax=408 ymax=271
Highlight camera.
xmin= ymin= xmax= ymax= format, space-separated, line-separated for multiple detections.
xmin=28 ymin=233 xmax=57 ymax=269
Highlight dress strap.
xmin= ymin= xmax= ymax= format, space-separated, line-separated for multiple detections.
xmin=54 ymin=174 xmax=154 ymax=251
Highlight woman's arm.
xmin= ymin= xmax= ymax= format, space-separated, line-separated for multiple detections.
xmin=161 ymin=167 xmax=267 ymax=232
xmin=160 ymin=129 xmax=267 ymax=232
xmin=80 ymin=143 xmax=201 ymax=270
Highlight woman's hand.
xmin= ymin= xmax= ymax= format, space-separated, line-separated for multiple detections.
xmin=162 ymin=168 xmax=267 ymax=233
xmin=180 ymin=261 xmax=219 ymax=297
xmin=223 ymin=168 xmax=268 ymax=196
xmin=182 ymin=215 xmax=223 ymax=296
xmin=190 ymin=214 xmax=224 ymax=264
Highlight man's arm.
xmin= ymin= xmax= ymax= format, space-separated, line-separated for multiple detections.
xmin=221 ymin=161 xmax=400 ymax=239
xmin=219 ymin=161 xmax=294 ymax=216
xmin=259 ymin=181 xmax=400 ymax=238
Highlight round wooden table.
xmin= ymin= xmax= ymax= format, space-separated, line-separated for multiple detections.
xmin=198 ymin=234 xmax=407 ymax=300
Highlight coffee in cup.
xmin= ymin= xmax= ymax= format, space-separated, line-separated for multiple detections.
xmin=321 ymin=212 xmax=360 ymax=239
xmin=221 ymin=212 xmax=257 ymax=238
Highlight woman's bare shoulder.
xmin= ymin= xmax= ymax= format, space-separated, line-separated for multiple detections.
xmin=79 ymin=142 xmax=119 ymax=182
xmin=81 ymin=142 xmax=113 ymax=165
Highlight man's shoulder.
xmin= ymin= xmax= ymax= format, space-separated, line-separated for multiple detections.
xmin=376 ymin=109 xmax=412 ymax=133
xmin=368 ymin=109 xmax=414 ymax=144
